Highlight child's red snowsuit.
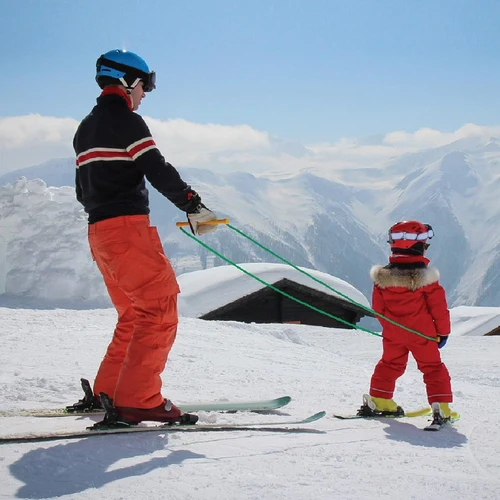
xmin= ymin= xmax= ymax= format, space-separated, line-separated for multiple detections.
xmin=369 ymin=260 xmax=452 ymax=404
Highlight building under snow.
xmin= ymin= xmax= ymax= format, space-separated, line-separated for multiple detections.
xmin=177 ymin=263 xmax=373 ymax=328
xmin=450 ymin=306 xmax=500 ymax=336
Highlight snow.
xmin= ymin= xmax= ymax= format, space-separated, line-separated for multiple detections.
xmin=1 ymin=308 xmax=499 ymax=499
xmin=0 ymin=177 xmax=103 ymax=300
xmin=177 ymin=262 xmax=369 ymax=318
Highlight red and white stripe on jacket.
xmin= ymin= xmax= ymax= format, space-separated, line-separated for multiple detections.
xmin=76 ymin=137 xmax=157 ymax=167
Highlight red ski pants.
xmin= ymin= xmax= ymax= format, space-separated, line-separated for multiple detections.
xmin=88 ymin=215 xmax=180 ymax=408
xmin=370 ymin=336 xmax=452 ymax=404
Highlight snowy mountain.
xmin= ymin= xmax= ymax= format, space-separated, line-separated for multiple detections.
xmin=3 ymin=134 xmax=500 ymax=306
xmin=0 ymin=173 xmax=385 ymax=305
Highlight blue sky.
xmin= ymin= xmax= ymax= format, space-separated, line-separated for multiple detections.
xmin=1 ymin=0 xmax=500 ymax=144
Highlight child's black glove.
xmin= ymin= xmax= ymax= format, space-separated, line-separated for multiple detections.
xmin=437 ymin=335 xmax=448 ymax=349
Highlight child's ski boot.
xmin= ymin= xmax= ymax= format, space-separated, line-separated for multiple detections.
xmin=424 ymin=402 xmax=452 ymax=431
xmin=357 ymin=394 xmax=405 ymax=418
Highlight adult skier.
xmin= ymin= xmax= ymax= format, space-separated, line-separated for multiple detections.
xmin=72 ymin=49 xmax=217 ymax=425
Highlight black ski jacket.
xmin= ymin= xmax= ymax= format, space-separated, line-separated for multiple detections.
xmin=73 ymin=90 xmax=200 ymax=223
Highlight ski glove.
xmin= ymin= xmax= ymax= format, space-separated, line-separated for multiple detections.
xmin=187 ymin=203 xmax=218 ymax=236
xmin=437 ymin=335 xmax=448 ymax=349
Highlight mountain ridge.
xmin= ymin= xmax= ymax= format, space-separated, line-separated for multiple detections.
xmin=2 ymin=136 xmax=500 ymax=307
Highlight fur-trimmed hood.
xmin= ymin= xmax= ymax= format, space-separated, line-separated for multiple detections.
xmin=370 ymin=265 xmax=440 ymax=292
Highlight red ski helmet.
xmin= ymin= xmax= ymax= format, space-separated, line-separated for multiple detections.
xmin=388 ymin=220 xmax=434 ymax=254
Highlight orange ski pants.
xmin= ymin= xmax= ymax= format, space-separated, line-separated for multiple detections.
xmin=88 ymin=215 xmax=180 ymax=409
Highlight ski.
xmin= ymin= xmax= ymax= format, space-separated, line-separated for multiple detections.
xmin=423 ymin=404 xmax=460 ymax=431
xmin=0 ymin=411 xmax=326 ymax=444
xmin=333 ymin=407 xmax=432 ymax=420
xmin=1 ymin=378 xmax=292 ymax=418
xmin=423 ymin=416 xmax=460 ymax=431
xmin=424 ymin=421 xmax=443 ymax=431
xmin=0 ymin=396 xmax=292 ymax=418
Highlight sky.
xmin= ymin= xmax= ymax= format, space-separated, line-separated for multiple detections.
xmin=2 ymin=0 xmax=500 ymax=173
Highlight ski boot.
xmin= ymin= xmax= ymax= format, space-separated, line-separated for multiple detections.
xmin=88 ymin=393 xmax=131 ymax=429
xmin=89 ymin=393 xmax=199 ymax=430
xmin=424 ymin=402 xmax=452 ymax=431
xmin=65 ymin=378 xmax=103 ymax=413
xmin=436 ymin=402 xmax=452 ymax=419
xmin=357 ymin=394 xmax=405 ymax=418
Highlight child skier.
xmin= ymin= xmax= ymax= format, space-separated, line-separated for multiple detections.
xmin=359 ymin=220 xmax=453 ymax=421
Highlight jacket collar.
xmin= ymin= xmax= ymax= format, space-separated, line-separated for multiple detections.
xmin=98 ymin=87 xmax=133 ymax=111
xmin=389 ymin=254 xmax=430 ymax=266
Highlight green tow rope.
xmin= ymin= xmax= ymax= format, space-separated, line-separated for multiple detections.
xmin=179 ymin=228 xmax=381 ymax=337
xmin=178 ymin=223 xmax=438 ymax=342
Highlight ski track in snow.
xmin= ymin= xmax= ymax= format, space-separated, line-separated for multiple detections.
xmin=0 ymin=307 xmax=499 ymax=500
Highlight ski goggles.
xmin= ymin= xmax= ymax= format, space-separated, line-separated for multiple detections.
xmin=123 ymin=72 xmax=156 ymax=93
xmin=389 ymin=225 xmax=434 ymax=242
xmin=140 ymin=71 xmax=156 ymax=92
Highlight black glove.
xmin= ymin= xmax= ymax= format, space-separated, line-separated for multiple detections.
xmin=437 ymin=335 xmax=448 ymax=349
xmin=187 ymin=203 xmax=218 ymax=235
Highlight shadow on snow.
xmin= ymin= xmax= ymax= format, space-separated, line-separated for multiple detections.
xmin=382 ymin=418 xmax=468 ymax=448
xmin=9 ymin=433 xmax=205 ymax=498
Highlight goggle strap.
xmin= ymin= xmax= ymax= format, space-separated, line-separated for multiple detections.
xmin=97 ymin=57 xmax=141 ymax=76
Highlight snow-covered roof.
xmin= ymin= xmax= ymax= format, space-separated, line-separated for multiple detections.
xmin=451 ymin=305 xmax=500 ymax=336
xmin=177 ymin=262 xmax=370 ymax=318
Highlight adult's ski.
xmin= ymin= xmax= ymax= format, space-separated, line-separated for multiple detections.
xmin=0 ymin=396 xmax=292 ymax=418
xmin=0 ymin=411 xmax=326 ymax=444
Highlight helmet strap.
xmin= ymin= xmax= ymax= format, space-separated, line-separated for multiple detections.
xmin=118 ymin=77 xmax=142 ymax=110
xmin=119 ymin=77 xmax=142 ymax=93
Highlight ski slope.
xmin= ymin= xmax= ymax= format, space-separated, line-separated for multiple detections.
xmin=0 ymin=307 xmax=499 ymax=500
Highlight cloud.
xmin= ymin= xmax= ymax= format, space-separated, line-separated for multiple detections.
xmin=146 ymin=118 xmax=272 ymax=165
xmin=307 ymin=123 xmax=500 ymax=167
xmin=0 ymin=115 xmax=79 ymax=176
xmin=1 ymin=114 xmax=500 ymax=177
xmin=382 ymin=123 xmax=500 ymax=149
xmin=0 ymin=115 xmax=78 ymax=150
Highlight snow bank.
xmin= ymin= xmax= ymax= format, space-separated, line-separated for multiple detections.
xmin=0 ymin=177 xmax=106 ymax=301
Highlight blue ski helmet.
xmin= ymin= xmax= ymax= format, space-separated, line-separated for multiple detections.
xmin=95 ymin=49 xmax=156 ymax=92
